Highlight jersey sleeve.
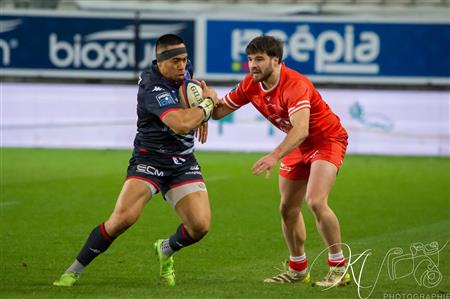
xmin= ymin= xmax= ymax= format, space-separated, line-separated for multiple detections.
xmin=142 ymin=84 xmax=182 ymax=120
xmin=221 ymin=82 xmax=250 ymax=110
xmin=285 ymin=81 xmax=312 ymax=118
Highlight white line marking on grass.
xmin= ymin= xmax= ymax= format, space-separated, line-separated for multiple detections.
xmin=0 ymin=201 xmax=19 ymax=207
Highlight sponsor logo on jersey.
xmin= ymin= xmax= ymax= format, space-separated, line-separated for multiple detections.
xmin=156 ymin=92 xmax=175 ymax=107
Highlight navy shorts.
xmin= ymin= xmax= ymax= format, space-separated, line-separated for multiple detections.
xmin=126 ymin=152 xmax=205 ymax=202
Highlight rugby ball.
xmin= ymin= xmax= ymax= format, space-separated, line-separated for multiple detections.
xmin=179 ymin=79 xmax=203 ymax=108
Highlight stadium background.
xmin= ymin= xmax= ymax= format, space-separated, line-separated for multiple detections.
xmin=1 ymin=0 xmax=449 ymax=298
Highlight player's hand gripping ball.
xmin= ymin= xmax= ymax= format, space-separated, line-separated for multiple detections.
xmin=178 ymin=79 xmax=203 ymax=108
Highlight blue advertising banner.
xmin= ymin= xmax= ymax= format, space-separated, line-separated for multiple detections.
xmin=205 ymin=18 xmax=450 ymax=85
xmin=0 ymin=11 xmax=194 ymax=79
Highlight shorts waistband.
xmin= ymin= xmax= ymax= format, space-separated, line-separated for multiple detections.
xmin=136 ymin=147 xmax=194 ymax=159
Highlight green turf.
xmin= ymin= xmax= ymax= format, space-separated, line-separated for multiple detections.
xmin=1 ymin=148 xmax=449 ymax=299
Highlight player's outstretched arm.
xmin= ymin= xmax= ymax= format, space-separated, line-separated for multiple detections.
xmin=212 ymin=101 xmax=234 ymax=120
xmin=199 ymin=80 xmax=234 ymax=120
xmin=252 ymin=109 xmax=310 ymax=177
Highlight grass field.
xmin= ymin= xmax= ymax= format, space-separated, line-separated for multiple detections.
xmin=1 ymin=148 xmax=449 ymax=299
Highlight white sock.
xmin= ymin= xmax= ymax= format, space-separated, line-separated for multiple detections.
xmin=290 ymin=254 xmax=306 ymax=263
xmin=65 ymin=260 xmax=84 ymax=274
xmin=328 ymin=251 xmax=345 ymax=269
xmin=161 ymin=239 xmax=174 ymax=256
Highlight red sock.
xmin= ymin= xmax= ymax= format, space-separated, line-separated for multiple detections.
xmin=328 ymin=251 xmax=346 ymax=267
xmin=328 ymin=258 xmax=346 ymax=267
xmin=289 ymin=258 xmax=308 ymax=272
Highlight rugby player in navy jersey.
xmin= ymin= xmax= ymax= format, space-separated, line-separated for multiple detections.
xmin=53 ymin=34 xmax=217 ymax=287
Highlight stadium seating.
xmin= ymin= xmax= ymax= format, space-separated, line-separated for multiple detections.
xmin=1 ymin=0 xmax=449 ymax=9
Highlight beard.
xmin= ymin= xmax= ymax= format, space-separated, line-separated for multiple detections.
xmin=251 ymin=65 xmax=273 ymax=83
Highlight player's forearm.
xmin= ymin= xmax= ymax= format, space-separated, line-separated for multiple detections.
xmin=168 ymin=108 xmax=204 ymax=134
xmin=271 ymin=127 xmax=308 ymax=160
xmin=212 ymin=101 xmax=234 ymax=120
xmin=182 ymin=108 xmax=205 ymax=131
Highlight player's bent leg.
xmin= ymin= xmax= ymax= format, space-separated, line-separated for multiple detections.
xmin=305 ymin=160 xmax=341 ymax=253
xmin=174 ymin=190 xmax=211 ymax=240
xmin=104 ymin=178 xmax=153 ymax=237
xmin=154 ymin=185 xmax=210 ymax=286
xmin=53 ymin=178 xmax=153 ymax=287
xmin=306 ymin=160 xmax=350 ymax=287
xmin=264 ymin=177 xmax=309 ymax=284
xmin=279 ymin=176 xmax=307 ymax=257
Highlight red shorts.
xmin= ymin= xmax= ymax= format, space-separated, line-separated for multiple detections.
xmin=279 ymin=138 xmax=348 ymax=180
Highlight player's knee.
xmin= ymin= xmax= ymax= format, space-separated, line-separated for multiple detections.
xmin=188 ymin=219 xmax=210 ymax=240
xmin=279 ymin=201 xmax=300 ymax=220
xmin=109 ymin=212 xmax=139 ymax=233
xmin=306 ymin=196 xmax=327 ymax=216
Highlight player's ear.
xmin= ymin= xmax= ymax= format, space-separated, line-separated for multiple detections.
xmin=157 ymin=60 xmax=166 ymax=72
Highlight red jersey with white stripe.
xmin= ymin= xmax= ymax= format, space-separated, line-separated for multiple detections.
xmin=222 ymin=64 xmax=347 ymax=149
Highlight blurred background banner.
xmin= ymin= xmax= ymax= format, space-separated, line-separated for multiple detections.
xmin=1 ymin=10 xmax=449 ymax=85
xmin=0 ymin=3 xmax=449 ymax=156
xmin=2 ymin=83 xmax=448 ymax=156
xmin=203 ymin=18 xmax=450 ymax=85
xmin=0 ymin=11 xmax=195 ymax=79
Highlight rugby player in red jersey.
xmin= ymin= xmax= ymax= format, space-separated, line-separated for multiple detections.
xmin=204 ymin=35 xmax=350 ymax=287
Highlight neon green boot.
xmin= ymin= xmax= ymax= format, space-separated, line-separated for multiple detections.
xmin=154 ymin=239 xmax=175 ymax=287
xmin=53 ymin=272 xmax=80 ymax=287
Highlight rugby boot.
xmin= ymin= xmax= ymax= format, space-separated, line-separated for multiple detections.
xmin=312 ymin=266 xmax=351 ymax=287
xmin=53 ymin=272 xmax=80 ymax=287
xmin=154 ymin=239 xmax=175 ymax=287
